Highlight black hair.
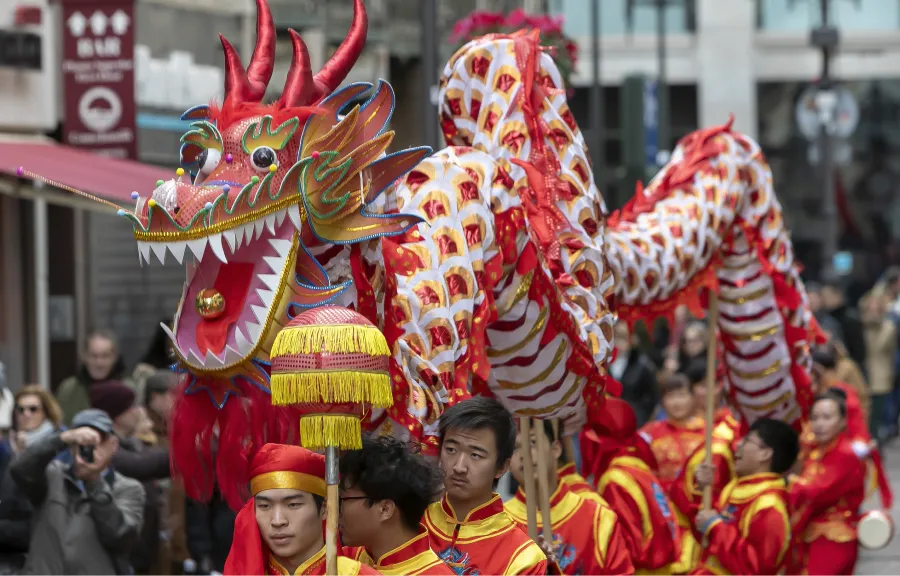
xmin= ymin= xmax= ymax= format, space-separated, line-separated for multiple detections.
xmin=339 ymin=435 xmax=443 ymax=531
xmin=813 ymin=388 xmax=848 ymax=418
xmin=313 ymin=495 xmax=325 ymax=512
xmin=659 ymin=373 xmax=692 ymax=397
xmin=439 ymin=397 xmax=516 ymax=467
xmin=682 ymin=359 xmax=708 ymax=386
xmin=143 ymin=371 xmax=176 ymax=406
xmin=748 ymin=418 xmax=799 ymax=475
xmin=141 ymin=320 xmax=176 ymax=369
xmin=811 ymin=344 xmax=838 ymax=370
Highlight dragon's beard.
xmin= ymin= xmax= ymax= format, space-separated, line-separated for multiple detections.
xmin=156 ymin=203 xmax=303 ymax=373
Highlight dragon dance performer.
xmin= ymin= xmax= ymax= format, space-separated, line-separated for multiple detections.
xmin=423 ymin=398 xmax=547 ymax=575
xmin=337 ymin=435 xmax=453 ymax=575
xmin=223 ymin=443 xmax=379 ymax=575
xmin=581 ymin=396 xmax=679 ymax=574
xmin=670 ymin=418 xmax=797 ymax=575
xmin=505 ymin=420 xmax=634 ymax=575
xmin=788 ymin=390 xmax=867 ymax=575
xmin=639 ymin=373 xmax=705 ymax=493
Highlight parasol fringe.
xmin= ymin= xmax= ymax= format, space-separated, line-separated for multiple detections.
xmin=270 ymin=370 xmax=392 ymax=407
xmin=300 ymin=414 xmax=363 ymax=450
xmin=270 ymin=324 xmax=391 ymax=357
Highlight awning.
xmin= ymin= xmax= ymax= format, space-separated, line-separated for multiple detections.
xmin=0 ymin=139 xmax=174 ymax=208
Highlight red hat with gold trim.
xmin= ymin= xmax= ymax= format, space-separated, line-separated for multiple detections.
xmin=224 ymin=443 xmax=326 ymax=575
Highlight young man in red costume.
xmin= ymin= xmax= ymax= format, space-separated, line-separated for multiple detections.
xmin=639 ymin=373 xmax=705 ymax=493
xmin=423 ymin=397 xmax=547 ymax=575
xmin=581 ymin=396 xmax=680 ymax=574
xmin=224 ymin=443 xmax=379 ymax=575
xmin=338 ymin=435 xmax=453 ymax=575
xmin=671 ymin=418 xmax=798 ymax=575
xmin=505 ymin=420 xmax=634 ymax=575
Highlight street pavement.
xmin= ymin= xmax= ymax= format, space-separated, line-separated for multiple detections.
xmin=857 ymin=438 xmax=900 ymax=574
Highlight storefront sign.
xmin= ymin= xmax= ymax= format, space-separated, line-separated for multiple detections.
xmin=61 ymin=0 xmax=136 ymax=159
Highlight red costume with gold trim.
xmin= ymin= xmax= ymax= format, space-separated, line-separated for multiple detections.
xmin=667 ymin=420 xmax=738 ymax=573
xmin=639 ymin=416 xmax=705 ymax=492
xmin=505 ymin=482 xmax=634 ymax=575
xmin=685 ymin=473 xmax=791 ymax=575
xmin=224 ymin=444 xmax=379 ymax=575
xmin=368 ymin=528 xmax=453 ymax=575
xmin=583 ymin=398 xmax=679 ymax=574
xmin=789 ymin=433 xmax=866 ymax=575
xmin=423 ymin=494 xmax=546 ymax=575
xmin=558 ymin=462 xmax=596 ymax=497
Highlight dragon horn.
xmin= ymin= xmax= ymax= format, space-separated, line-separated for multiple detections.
xmin=278 ymin=30 xmax=316 ymax=107
xmin=220 ymin=34 xmax=253 ymax=103
xmin=245 ymin=0 xmax=276 ymax=101
xmin=313 ymin=0 xmax=367 ymax=99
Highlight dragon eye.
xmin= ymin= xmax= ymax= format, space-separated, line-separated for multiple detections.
xmin=197 ymin=148 xmax=221 ymax=174
xmin=251 ymin=147 xmax=276 ymax=172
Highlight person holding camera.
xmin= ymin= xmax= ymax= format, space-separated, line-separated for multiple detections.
xmin=9 ymin=408 xmax=145 ymax=574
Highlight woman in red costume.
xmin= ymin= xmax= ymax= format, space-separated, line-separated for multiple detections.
xmin=789 ymin=389 xmax=867 ymax=575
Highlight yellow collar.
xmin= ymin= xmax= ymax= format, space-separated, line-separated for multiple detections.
xmin=504 ymin=482 xmax=581 ymax=529
xmin=269 ymin=547 xmax=325 ymax=575
xmin=719 ymin=473 xmax=786 ymax=505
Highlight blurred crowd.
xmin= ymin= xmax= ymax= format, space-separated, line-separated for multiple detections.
xmin=0 ymin=325 xmax=235 ymax=575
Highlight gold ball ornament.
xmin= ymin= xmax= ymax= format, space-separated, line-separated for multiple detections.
xmin=195 ymin=288 xmax=226 ymax=319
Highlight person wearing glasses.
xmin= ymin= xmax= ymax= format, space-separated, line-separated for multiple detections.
xmin=671 ymin=418 xmax=799 ymax=575
xmin=337 ymin=435 xmax=452 ymax=575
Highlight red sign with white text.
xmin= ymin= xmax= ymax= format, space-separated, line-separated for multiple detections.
xmin=61 ymin=0 xmax=136 ymax=159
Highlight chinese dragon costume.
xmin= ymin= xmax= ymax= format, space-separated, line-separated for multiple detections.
xmin=107 ymin=0 xmax=816 ymax=508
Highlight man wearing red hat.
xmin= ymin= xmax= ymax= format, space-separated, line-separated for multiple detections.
xmin=224 ymin=443 xmax=379 ymax=575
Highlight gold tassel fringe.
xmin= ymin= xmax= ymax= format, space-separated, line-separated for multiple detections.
xmin=271 ymin=370 xmax=393 ymax=408
xmin=271 ymin=324 xmax=391 ymax=358
xmin=300 ymin=414 xmax=362 ymax=450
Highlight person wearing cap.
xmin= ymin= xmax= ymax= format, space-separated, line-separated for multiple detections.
xmin=224 ymin=443 xmax=380 ymax=575
xmin=9 ymin=408 xmax=145 ymax=574
xmin=91 ymin=380 xmax=171 ymax=575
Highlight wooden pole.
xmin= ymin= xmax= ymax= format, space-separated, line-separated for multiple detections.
xmin=702 ymin=293 xmax=719 ymax=510
xmin=535 ymin=420 xmax=555 ymax=543
xmin=325 ymin=446 xmax=339 ymax=575
xmin=520 ymin=418 xmax=539 ymax=539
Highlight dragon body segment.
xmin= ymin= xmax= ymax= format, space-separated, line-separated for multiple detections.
xmin=606 ymin=124 xmax=817 ymax=428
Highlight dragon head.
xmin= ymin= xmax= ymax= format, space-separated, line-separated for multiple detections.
xmin=122 ymin=0 xmax=428 ymax=381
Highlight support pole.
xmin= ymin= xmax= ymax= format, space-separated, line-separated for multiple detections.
xmin=421 ymin=0 xmax=439 ymax=149
xmin=702 ymin=293 xmax=719 ymax=510
xmin=655 ymin=0 xmax=669 ymax=157
xmin=534 ymin=421 xmax=554 ymax=544
xmin=325 ymin=445 xmax=339 ymax=575
xmin=818 ymin=0 xmax=837 ymax=273
xmin=34 ymin=196 xmax=49 ymax=388
xmin=520 ymin=417 xmax=539 ymax=540
xmin=589 ymin=0 xmax=606 ymax=201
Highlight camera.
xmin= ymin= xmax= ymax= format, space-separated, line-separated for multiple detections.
xmin=79 ymin=445 xmax=95 ymax=463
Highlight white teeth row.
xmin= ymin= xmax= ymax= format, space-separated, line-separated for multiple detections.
xmin=161 ymin=235 xmax=292 ymax=370
xmin=137 ymin=204 xmax=301 ymax=266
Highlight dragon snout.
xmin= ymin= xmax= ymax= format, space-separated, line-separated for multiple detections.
xmin=151 ymin=179 xmax=179 ymax=213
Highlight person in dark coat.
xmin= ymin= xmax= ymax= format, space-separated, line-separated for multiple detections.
xmin=186 ymin=490 xmax=236 ymax=574
xmin=609 ymin=322 xmax=659 ymax=427
xmin=821 ymin=276 xmax=868 ymax=370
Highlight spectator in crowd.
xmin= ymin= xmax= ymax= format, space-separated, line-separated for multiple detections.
xmin=56 ymin=329 xmax=130 ymax=425
xmin=90 ymin=381 xmax=170 ymax=575
xmin=830 ymin=340 xmax=871 ymax=423
xmin=10 ymin=409 xmax=145 ymax=574
xmin=862 ymin=288 xmax=897 ymax=441
xmin=880 ymin=267 xmax=900 ymax=437
xmin=806 ymin=282 xmax=844 ymax=342
xmin=609 ymin=322 xmax=659 ymax=427
xmin=821 ymin=276 xmax=867 ymax=369
xmin=132 ymin=320 xmax=176 ymax=406
xmin=0 ymin=386 xmax=66 ymax=574
xmin=661 ymin=320 xmax=707 ymax=376
xmin=186 ymin=489 xmax=236 ymax=574
xmin=144 ymin=371 xmax=190 ymax=574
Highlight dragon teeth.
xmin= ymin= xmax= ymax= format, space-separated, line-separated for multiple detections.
xmin=137 ymin=242 xmax=151 ymax=266
xmin=256 ymin=288 xmax=275 ymax=307
xmin=223 ymin=230 xmax=237 ymax=254
xmin=169 ymin=241 xmax=187 ymax=264
xmin=259 ymin=273 xmax=280 ymax=291
xmin=251 ymin=304 xmax=268 ymax=324
xmin=245 ymin=322 xmax=262 ymax=341
xmin=264 ymin=213 xmax=277 ymax=235
xmin=287 ymin=204 xmax=302 ymax=231
xmin=208 ymin=233 xmax=228 ymax=263
xmin=274 ymin=208 xmax=287 ymax=227
xmin=234 ymin=326 xmax=253 ymax=353
xmin=263 ymin=256 xmax=283 ymax=273
xmin=187 ymin=238 xmax=207 ymax=261
xmin=269 ymin=239 xmax=292 ymax=257
xmin=150 ymin=242 xmax=167 ymax=265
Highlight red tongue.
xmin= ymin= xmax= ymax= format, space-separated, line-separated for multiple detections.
xmin=196 ymin=262 xmax=255 ymax=356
